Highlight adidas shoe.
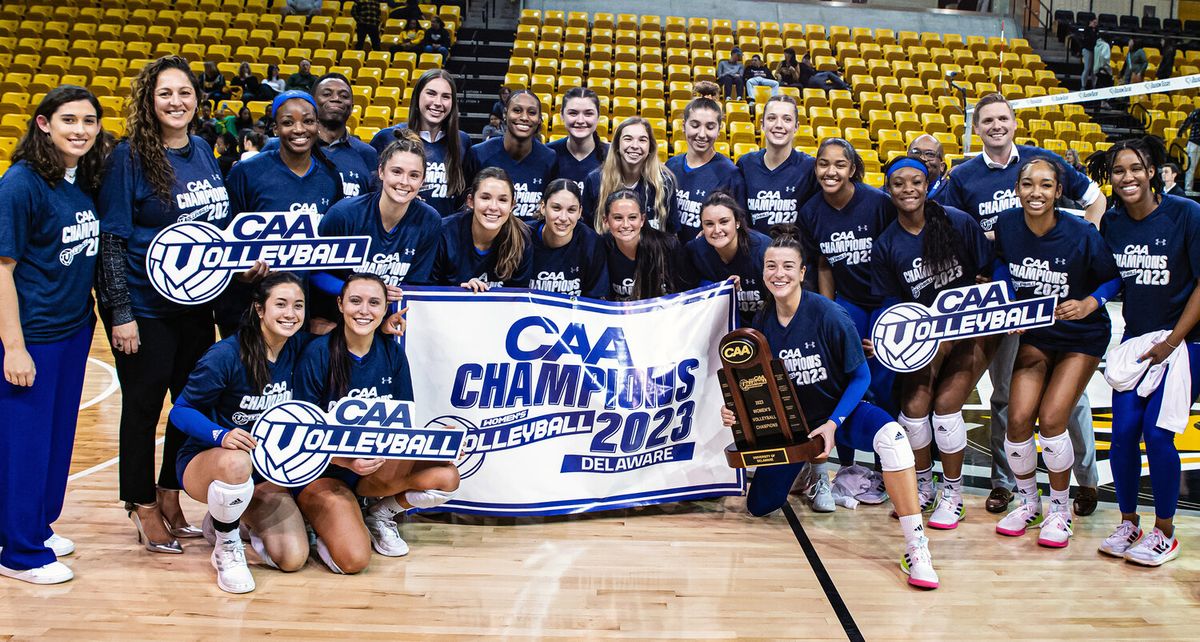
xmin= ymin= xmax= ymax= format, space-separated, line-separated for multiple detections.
xmin=0 ymin=560 xmax=73 ymax=585
xmin=211 ymin=537 xmax=255 ymax=594
xmin=858 ymin=474 xmax=889 ymax=505
xmin=996 ymin=501 xmax=1043 ymax=537
xmin=1037 ymin=510 xmax=1073 ymax=548
xmin=927 ymin=490 xmax=965 ymax=530
xmin=1098 ymin=520 xmax=1143 ymax=558
xmin=900 ymin=536 xmax=939 ymax=589
xmin=804 ymin=475 xmax=836 ymax=513
xmin=1124 ymin=528 xmax=1181 ymax=567
xmin=364 ymin=514 xmax=410 ymax=557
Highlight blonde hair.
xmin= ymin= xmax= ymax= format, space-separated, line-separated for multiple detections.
xmin=596 ymin=117 xmax=670 ymax=232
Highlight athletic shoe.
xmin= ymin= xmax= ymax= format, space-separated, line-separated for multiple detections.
xmin=1073 ymin=486 xmax=1098 ymax=517
xmin=0 ymin=560 xmax=73 ymax=585
xmin=996 ymin=501 xmax=1043 ymax=537
xmin=211 ymin=537 xmax=255 ymax=594
xmin=858 ymin=475 xmax=889 ymax=505
xmin=917 ymin=476 xmax=936 ymax=513
xmin=927 ymin=490 xmax=965 ymax=530
xmin=44 ymin=534 xmax=75 ymax=557
xmin=900 ymin=536 xmax=939 ymax=589
xmin=364 ymin=514 xmax=410 ymax=557
xmin=1037 ymin=510 xmax=1073 ymax=548
xmin=804 ymin=475 xmax=836 ymax=513
xmin=1124 ymin=528 xmax=1181 ymax=567
xmin=1098 ymin=520 xmax=1143 ymax=558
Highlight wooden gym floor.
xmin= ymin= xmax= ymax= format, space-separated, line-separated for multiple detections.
xmin=1 ymin=326 xmax=1199 ymax=641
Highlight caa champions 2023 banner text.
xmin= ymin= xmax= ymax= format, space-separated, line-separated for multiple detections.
xmin=402 ymin=282 xmax=745 ymax=516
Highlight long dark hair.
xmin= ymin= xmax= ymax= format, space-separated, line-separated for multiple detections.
xmin=1084 ymin=136 xmax=1167 ymax=199
xmin=561 ymin=86 xmax=606 ymax=156
xmin=127 ymin=56 xmax=203 ymax=202
xmin=883 ymin=155 xmax=964 ymax=274
xmin=326 ymin=274 xmax=388 ymax=401
xmin=405 ymin=69 xmax=465 ymax=195
xmin=605 ymin=189 xmax=676 ymax=299
xmin=471 ymin=167 xmax=529 ymax=280
xmin=700 ymin=190 xmax=752 ymax=259
xmin=12 ymin=85 xmax=106 ymax=191
xmin=239 ymin=272 xmax=305 ymax=393
xmin=817 ymin=137 xmax=866 ymax=183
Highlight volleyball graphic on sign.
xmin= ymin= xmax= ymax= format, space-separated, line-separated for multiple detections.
xmin=146 ymin=221 xmax=232 ymax=305
xmin=871 ymin=302 xmax=937 ymax=373
xmin=426 ymin=414 xmax=484 ymax=480
xmin=251 ymin=401 xmax=331 ymax=487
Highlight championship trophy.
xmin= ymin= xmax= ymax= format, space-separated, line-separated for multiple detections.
xmin=717 ymin=328 xmax=824 ymax=467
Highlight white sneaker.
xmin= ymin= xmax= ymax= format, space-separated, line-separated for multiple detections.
xmin=44 ymin=534 xmax=75 ymax=557
xmin=364 ymin=514 xmax=410 ymax=557
xmin=916 ymin=476 xmax=936 ymax=513
xmin=804 ymin=475 xmax=836 ymax=513
xmin=1037 ymin=510 xmax=1073 ymax=548
xmin=927 ymin=490 xmax=965 ymax=530
xmin=858 ymin=474 xmax=889 ymax=505
xmin=996 ymin=500 xmax=1043 ymax=537
xmin=1098 ymin=520 xmax=1143 ymax=558
xmin=0 ymin=560 xmax=73 ymax=585
xmin=900 ymin=536 xmax=939 ymax=589
xmin=211 ymin=537 xmax=255 ymax=594
xmin=1124 ymin=528 xmax=1181 ymax=567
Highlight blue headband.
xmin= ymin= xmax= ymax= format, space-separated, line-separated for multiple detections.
xmin=271 ymin=90 xmax=318 ymax=118
xmin=886 ymin=157 xmax=929 ymax=178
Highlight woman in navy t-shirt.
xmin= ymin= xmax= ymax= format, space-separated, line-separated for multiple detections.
xmin=719 ymin=226 xmax=939 ymax=590
xmin=601 ymin=189 xmax=694 ymax=301
xmin=685 ymin=191 xmax=769 ymax=327
xmin=665 ymin=98 xmax=743 ymax=243
xmin=991 ymin=158 xmax=1119 ymax=549
xmin=737 ymin=95 xmax=817 ymax=234
xmin=96 ymin=56 xmax=230 ymax=551
xmin=465 ymin=90 xmax=556 ymax=223
xmin=583 ymin=117 xmax=677 ymax=230
xmin=871 ymin=156 xmax=993 ymax=530
xmin=547 ymin=87 xmax=608 ymax=187
xmin=434 ymin=167 xmax=533 ymax=290
xmin=529 ymin=179 xmax=609 ymax=298
xmin=0 ymin=86 xmax=106 ymax=585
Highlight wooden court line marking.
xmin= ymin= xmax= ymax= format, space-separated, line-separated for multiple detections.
xmin=80 ymin=356 xmax=119 ymax=410
xmin=781 ymin=502 xmax=864 ymax=642
xmin=68 ymin=436 xmax=164 ymax=482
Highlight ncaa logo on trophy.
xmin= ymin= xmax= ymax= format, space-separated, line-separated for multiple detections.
xmin=871 ymin=282 xmax=1057 ymax=373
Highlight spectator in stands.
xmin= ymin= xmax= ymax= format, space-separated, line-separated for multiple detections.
xmin=423 ymin=16 xmax=452 ymax=61
xmin=253 ymin=116 xmax=272 ymax=137
xmin=390 ymin=18 xmax=425 ymax=55
xmin=775 ymin=49 xmax=803 ymax=89
xmin=1161 ymin=162 xmax=1185 ymax=197
xmin=481 ymin=113 xmax=504 ymax=140
xmin=229 ymin=106 xmax=255 ymax=136
xmin=389 ymin=0 xmax=424 ymax=21
xmin=692 ymin=81 xmax=720 ymax=102
xmin=1121 ymin=39 xmax=1147 ymax=85
xmin=800 ymin=53 xmax=850 ymax=91
xmin=282 ymin=0 xmax=321 ymax=19
xmin=351 ymin=0 xmax=382 ymax=52
xmin=716 ymin=48 xmax=745 ymax=101
xmin=230 ymin=63 xmax=257 ymax=100
xmin=200 ymin=61 xmax=227 ymax=105
xmin=264 ymin=64 xmax=286 ymax=95
xmin=1063 ymin=148 xmax=1085 ymax=173
xmin=743 ymin=55 xmax=780 ymax=99
xmin=1159 ymin=40 xmax=1177 ymax=80
xmin=491 ymin=87 xmax=512 ymax=120
xmin=1181 ymin=107 xmax=1200 ymax=195
xmin=1078 ymin=17 xmax=1098 ymax=90
xmin=215 ymin=132 xmax=240 ymax=179
xmin=240 ymin=130 xmax=265 ymax=162
xmin=1093 ymin=36 xmax=1113 ymax=90
xmin=196 ymin=102 xmax=219 ymax=144
xmin=286 ymin=60 xmax=317 ymax=93
xmin=909 ymin=134 xmax=947 ymax=199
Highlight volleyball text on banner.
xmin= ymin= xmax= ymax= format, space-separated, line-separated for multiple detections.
xmin=145 ymin=211 xmax=371 ymax=305
xmin=871 ymin=282 xmax=1057 ymax=373
xmin=401 ymin=282 xmax=744 ymax=516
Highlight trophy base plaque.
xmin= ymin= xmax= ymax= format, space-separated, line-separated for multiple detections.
xmin=724 ymin=440 xmax=826 ymax=468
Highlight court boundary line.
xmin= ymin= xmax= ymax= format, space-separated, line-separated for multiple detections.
xmin=67 ymin=436 xmax=163 ymax=482
xmin=781 ymin=502 xmax=864 ymax=642
xmin=80 ymin=356 xmax=119 ymax=410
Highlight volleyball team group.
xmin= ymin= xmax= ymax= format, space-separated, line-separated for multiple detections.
xmin=1 ymin=52 xmax=1198 ymax=594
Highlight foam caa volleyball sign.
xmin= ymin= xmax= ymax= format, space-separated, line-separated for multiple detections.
xmin=146 ymin=212 xmax=371 ymax=305
xmin=401 ymin=282 xmax=744 ymax=516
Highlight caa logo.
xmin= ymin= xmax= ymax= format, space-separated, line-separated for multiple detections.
xmin=720 ymin=338 xmax=756 ymax=364
xmin=251 ymin=398 xmax=465 ymax=487
xmin=145 ymin=212 xmax=371 ymax=305
xmin=870 ymin=282 xmax=1057 ymax=373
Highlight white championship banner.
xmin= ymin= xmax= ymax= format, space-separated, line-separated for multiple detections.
xmin=967 ymin=73 xmax=1200 ymax=114
xmin=401 ymin=282 xmax=745 ymax=516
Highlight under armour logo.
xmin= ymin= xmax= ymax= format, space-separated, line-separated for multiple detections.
xmin=1054 ymin=258 xmax=1066 ymax=265
xmin=857 ymin=225 xmax=869 ymax=232
xmin=785 ymin=185 xmax=796 ymax=193
xmin=804 ymin=341 xmax=816 ymax=349
xmin=1156 ymin=238 xmax=1168 ymax=246
xmin=403 ymin=248 xmax=416 ymax=256
xmin=382 ymin=377 xmax=393 ymax=384
xmin=321 ymin=198 xmax=331 ymax=206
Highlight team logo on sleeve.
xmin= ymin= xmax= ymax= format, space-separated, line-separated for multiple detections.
xmin=251 ymin=398 xmax=466 ymax=487
xmin=146 ymin=212 xmax=371 ymax=305
xmin=870 ymin=282 xmax=1057 ymax=372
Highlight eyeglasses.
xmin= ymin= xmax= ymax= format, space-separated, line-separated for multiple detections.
xmin=908 ymin=148 xmax=941 ymax=160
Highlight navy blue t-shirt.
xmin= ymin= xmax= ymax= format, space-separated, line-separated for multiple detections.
xmin=580 ymin=169 xmax=676 ymax=231
xmin=99 ymin=137 xmax=230 ymax=318
xmin=264 ymin=134 xmax=376 ymax=198
xmin=686 ymin=229 xmax=770 ymax=327
xmin=433 ymin=211 xmax=533 ymax=287
xmin=737 ymin=149 xmax=818 ymax=234
xmin=465 ymin=137 xmax=556 ymax=222
xmin=602 ymin=231 xmax=694 ymax=301
xmin=871 ymin=204 xmax=993 ymax=307
xmin=993 ymin=208 xmax=1120 ymax=356
xmin=0 ymin=162 xmax=100 ymax=343
xmin=797 ymin=184 xmax=896 ymax=309
xmin=529 ymin=221 xmax=610 ymax=298
xmin=753 ymin=292 xmax=866 ymax=426
xmin=665 ymin=153 xmax=743 ymax=242
xmin=294 ymin=332 xmax=414 ymax=412
xmin=547 ymin=137 xmax=608 ymax=187
xmin=370 ymin=126 xmax=472 ymax=216
xmin=1101 ymin=195 xmax=1200 ymax=342
xmin=318 ymin=192 xmax=441 ymax=286
xmin=225 ymin=150 xmax=341 ymax=218
xmin=935 ymin=145 xmax=1096 ymax=233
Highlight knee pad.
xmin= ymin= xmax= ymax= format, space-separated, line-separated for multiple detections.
xmin=404 ymin=488 xmax=455 ymax=509
xmin=207 ymin=479 xmax=254 ymax=525
xmin=873 ymin=422 xmax=916 ymax=472
xmin=1004 ymin=437 xmax=1038 ymax=477
xmin=933 ymin=411 xmax=967 ymax=455
xmin=897 ymin=412 xmax=932 ymax=451
xmin=1038 ymin=431 xmax=1075 ymax=474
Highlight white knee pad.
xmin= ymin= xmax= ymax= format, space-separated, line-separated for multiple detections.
xmin=207 ymin=479 xmax=254 ymax=525
xmin=873 ymin=422 xmax=916 ymax=472
xmin=1038 ymin=431 xmax=1075 ymax=474
xmin=897 ymin=412 xmax=932 ymax=451
xmin=1004 ymin=437 xmax=1038 ymax=477
xmin=933 ymin=411 xmax=967 ymax=455
xmin=404 ymin=488 xmax=456 ymax=509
